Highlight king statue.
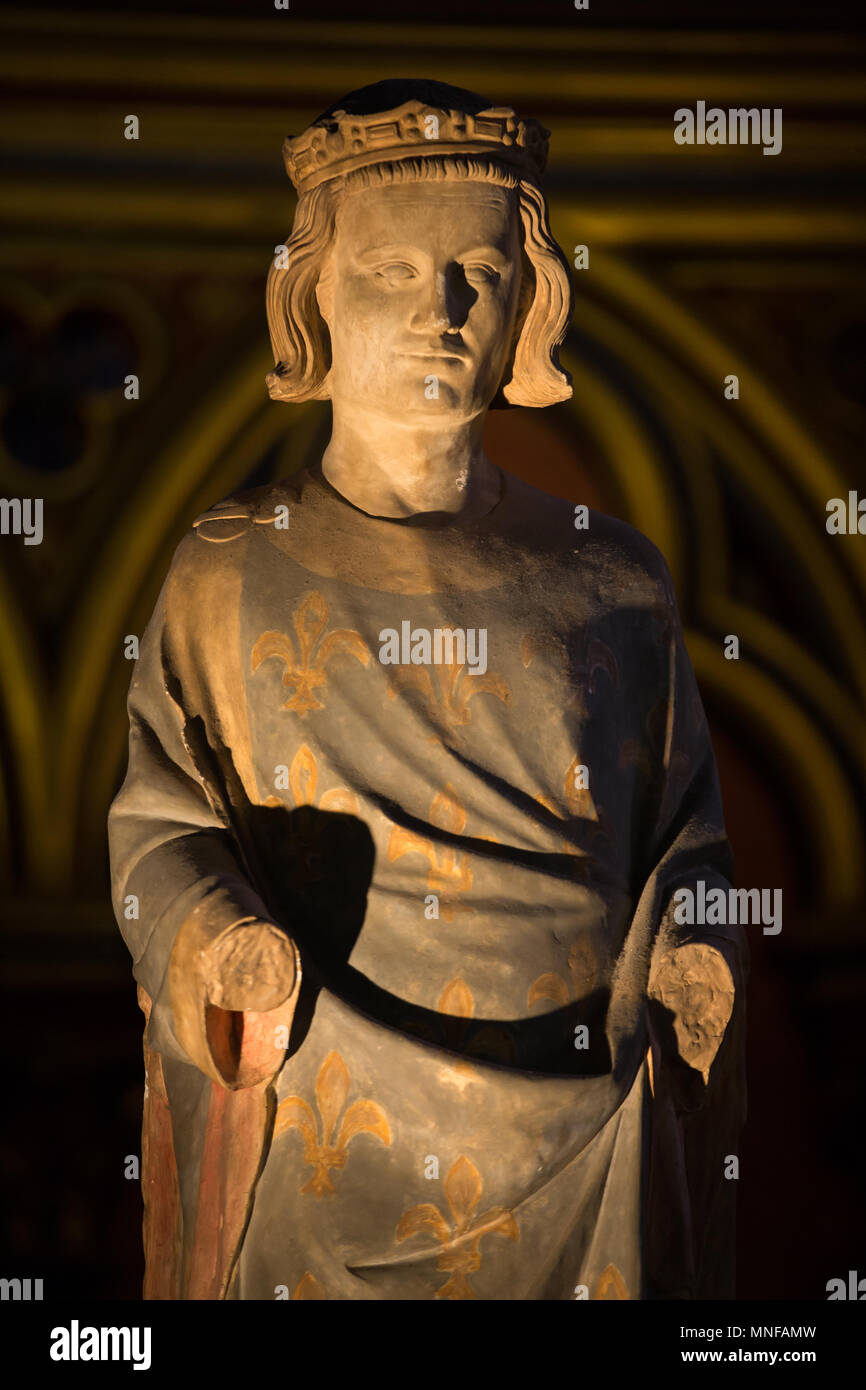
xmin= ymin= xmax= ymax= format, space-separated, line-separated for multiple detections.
xmin=109 ymin=78 xmax=747 ymax=1301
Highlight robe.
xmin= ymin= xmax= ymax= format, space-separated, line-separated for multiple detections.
xmin=108 ymin=460 xmax=747 ymax=1301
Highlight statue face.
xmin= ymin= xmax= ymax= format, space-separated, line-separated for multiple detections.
xmin=316 ymin=180 xmax=523 ymax=422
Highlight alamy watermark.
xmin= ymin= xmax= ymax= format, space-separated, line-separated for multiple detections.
xmin=826 ymin=492 xmax=865 ymax=534
xmin=49 ymin=1320 xmax=151 ymax=1371
xmin=672 ymin=881 xmax=782 ymax=935
xmin=0 ymin=1276 xmax=42 ymax=1300
xmin=0 ymin=498 xmax=42 ymax=545
xmin=674 ymin=102 xmax=782 ymax=157
xmin=826 ymin=1270 xmax=866 ymax=1299
xmin=379 ymin=622 xmax=488 ymax=675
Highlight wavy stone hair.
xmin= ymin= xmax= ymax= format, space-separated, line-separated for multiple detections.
xmin=265 ymin=155 xmax=573 ymax=409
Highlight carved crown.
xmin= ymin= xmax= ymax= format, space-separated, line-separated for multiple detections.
xmin=282 ymin=99 xmax=549 ymax=194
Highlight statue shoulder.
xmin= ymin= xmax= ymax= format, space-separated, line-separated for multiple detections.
xmin=159 ymin=482 xmax=292 ymax=620
xmin=589 ymin=510 xmax=673 ymax=577
xmin=586 ymin=511 xmax=678 ymax=612
xmin=504 ymin=472 xmax=675 ymax=598
xmin=191 ymin=483 xmax=291 ymax=544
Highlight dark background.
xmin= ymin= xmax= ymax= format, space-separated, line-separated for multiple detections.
xmin=1 ymin=0 xmax=864 ymax=1299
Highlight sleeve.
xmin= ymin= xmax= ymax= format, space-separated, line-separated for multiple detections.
xmin=606 ymin=546 xmax=747 ymax=1088
xmin=645 ymin=564 xmax=745 ymax=966
xmin=618 ymin=554 xmax=748 ymax=1114
xmin=633 ymin=560 xmax=748 ymax=1298
xmin=108 ymin=536 xmax=301 ymax=1089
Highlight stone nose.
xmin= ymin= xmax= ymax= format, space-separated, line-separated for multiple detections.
xmin=415 ymin=266 xmax=473 ymax=333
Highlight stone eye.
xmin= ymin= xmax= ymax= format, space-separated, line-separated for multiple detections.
xmin=464 ymin=264 xmax=500 ymax=285
xmin=375 ymin=263 xmax=416 ymax=281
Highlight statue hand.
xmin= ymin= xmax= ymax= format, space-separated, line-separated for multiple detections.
xmin=202 ymin=918 xmax=298 ymax=1013
xmin=648 ymin=941 xmax=736 ymax=1105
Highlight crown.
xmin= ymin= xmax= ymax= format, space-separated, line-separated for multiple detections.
xmin=282 ymin=98 xmax=549 ymax=195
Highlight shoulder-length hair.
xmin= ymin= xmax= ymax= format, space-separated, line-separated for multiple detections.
xmin=265 ymin=155 xmax=573 ymax=409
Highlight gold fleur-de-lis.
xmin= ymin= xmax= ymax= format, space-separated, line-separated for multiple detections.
xmin=293 ymin=1272 xmax=327 ymax=1300
xmin=564 ymin=754 xmax=599 ymax=821
xmin=528 ymin=754 xmax=614 ymax=864
xmin=593 ymin=1263 xmax=629 ymax=1299
xmin=386 ymin=641 xmax=510 ymax=732
xmin=526 ymin=752 xmax=599 ymax=858
xmin=439 ymin=977 xmax=474 ymax=1020
xmin=436 ymin=978 xmax=515 ymax=1071
xmin=388 ymin=784 xmax=472 ymax=921
xmin=286 ymin=743 xmax=358 ymax=815
xmin=619 ymin=738 xmax=653 ymax=777
xmin=274 ymin=1051 xmax=391 ymax=1198
xmin=261 ymin=745 xmax=359 ymax=884
xmin=579 ymin=639 xmax=619 ymax=693
xmin=437 ymin=977 xmax=476 ymax=1076
xmin=528 ymin=938 xmax=597 ymax=1009
xmin=396 ymin=1155 xmax=519 ymax=1300
xmin=532 ymin=792 xmax=585 ymax=858
xmin=252 ymin=591 xmax=369 ymax=716
xmin=520 ymin=632 xmax=538 ymax=668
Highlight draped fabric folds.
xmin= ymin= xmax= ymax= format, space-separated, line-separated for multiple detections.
xmin=109 ymin=462 xmax=746 ymax=1300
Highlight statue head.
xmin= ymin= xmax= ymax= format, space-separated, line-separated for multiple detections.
xmin=265 ymin=79 xmax=573 ymax=421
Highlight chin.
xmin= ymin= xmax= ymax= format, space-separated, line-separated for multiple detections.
xmin=380 ymin=380 xmax=488 ymax=418
xmin=401 ymin=398 xmax=483 ymax=424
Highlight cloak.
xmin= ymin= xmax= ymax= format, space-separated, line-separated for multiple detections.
xmin=109 ymin=462 xmax=747 ymax=1300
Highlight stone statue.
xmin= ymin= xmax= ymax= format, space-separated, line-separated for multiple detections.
xmin=109 ymin=78 xmax=746 ymax=1301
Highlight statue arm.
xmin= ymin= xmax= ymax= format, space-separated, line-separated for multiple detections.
xmin=631 ymin=569 xmax=748 ymax=1295
xmin=641 ymin=565 xmax=748 ymax=1105
xmin=108 ymin=545 xmax=300 ymax=1090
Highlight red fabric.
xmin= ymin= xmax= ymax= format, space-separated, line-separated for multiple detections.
xmin=139 ymin=987 xmax=182 ymax=1300
xmin=186 ymin=1068 xmax=271 ymax=1300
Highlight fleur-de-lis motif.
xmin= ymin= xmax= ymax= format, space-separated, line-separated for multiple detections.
xmin=252 ymin=590 xmax=369 ymax=716
xmin=437 ymin=977 xmax=476 ymax=1076
xmin=593 ymin=1263 xmax=629 ymax=1299
xmin=531 ymin=792 xmax=585 ymax=860
xmin=262 ymin=745 xmax=359 ymax=885
xmin=436 ymin=978 xmax=515 ymax=1070
xmin=388 ymin=784 xmax=472 ymax=921
xmin=528 ymin=937 xmax=597 ymax=1009
xmin=530 ymin=753 xmax=615 ymax=863
xmin=520 ymin=632 xmax=538 ymax=668
xmin=293 ymin=1271 xmax=327 ymax=1300
xmin=563 ymin=636 xmax=619 ymax=720
xmin=619 ymin=738 xmax=654 ymax=777
xmin=564 ymin=754 xmax=598 ymax=821
xmin=275 ymin=743 xmax=358 ymax=815
xmin=262 ymin=745 xmax=361 ymax=884
xmin=386 ymin=644 xmax=510 ymax=732
xmin=524 ymin=753 xmax=599 ymax=857
xmin=397 ymin=1155 xmax=519 ymax=1300
xmin=439 ymin=976 xmax=474 ymax=1020
xmin=274 ymin=1051 xmax=391 ymax=1198
xmin=578 ymin=639 xmax=619 ymax=696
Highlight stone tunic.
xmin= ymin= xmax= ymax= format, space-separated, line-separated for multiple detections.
xmin=108 ymin=461 xmax=746 ymax=1301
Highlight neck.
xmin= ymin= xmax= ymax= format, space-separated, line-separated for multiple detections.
xmin=320 ymin=403 xmax=500 ymax=520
